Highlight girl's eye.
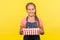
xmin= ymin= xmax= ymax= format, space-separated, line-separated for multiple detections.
xmin=28 ymin=9 xmax=30 ymax=10
xmin=32 ymin=9 xmax=34 ymax=10
xmin=27 ymin=8 xmax=35 ymax=10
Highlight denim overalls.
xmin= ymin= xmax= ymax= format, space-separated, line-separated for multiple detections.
xmin=23 ymin=17 xmax=40 ymax=40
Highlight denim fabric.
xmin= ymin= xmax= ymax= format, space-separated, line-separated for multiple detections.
xmin=26 ymin=22 xmax=38 ymax=28
xmin=24 ymin=35 xmax=40 ymax=40
xmin=23 ymin=17 xmax=40 ymax=40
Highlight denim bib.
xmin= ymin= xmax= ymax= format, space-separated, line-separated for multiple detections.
xmin=26 ymin=17 xmax=38 ymax=28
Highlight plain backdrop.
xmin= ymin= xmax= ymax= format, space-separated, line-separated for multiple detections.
xmin=0 ymin=0 xmax=60 ymax=40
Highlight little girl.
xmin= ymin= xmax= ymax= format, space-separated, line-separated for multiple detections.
xmin=20 ymin=2 xmax=44 ymax=40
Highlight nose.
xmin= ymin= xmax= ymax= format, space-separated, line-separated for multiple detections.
xmin=30 ymin=9 xmax=33 ymax=12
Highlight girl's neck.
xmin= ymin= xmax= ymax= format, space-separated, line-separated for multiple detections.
xmin=27 ymin=16 xmax=36 ymax=22
xmin=28 ymin=16 xmax=35 ymax=19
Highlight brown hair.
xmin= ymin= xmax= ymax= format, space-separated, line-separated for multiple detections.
xmin=26 ymin=2 xmax=40 ymax=27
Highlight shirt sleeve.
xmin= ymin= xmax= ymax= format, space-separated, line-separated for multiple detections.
xmin=20 ymin=18 xmax=26 ymax=28
xmin=38 ymin=19 xmax=43 ymax=28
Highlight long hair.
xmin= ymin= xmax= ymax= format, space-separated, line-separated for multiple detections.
xmin=26 ymin=2 xmax=40 ymax=27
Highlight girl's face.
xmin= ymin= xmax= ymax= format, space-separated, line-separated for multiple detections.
xmin=26 ymin=4 xmax=36 ymax=17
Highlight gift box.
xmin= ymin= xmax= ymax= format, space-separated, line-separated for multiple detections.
xmin=22 ymin=28 xmax=40 ymax=35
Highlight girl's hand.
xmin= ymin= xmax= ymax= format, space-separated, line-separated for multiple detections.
xmin=39 ymin=28 xmax=44 ymax=35
xmin=19 ymin=28 xmax=23 ymax=35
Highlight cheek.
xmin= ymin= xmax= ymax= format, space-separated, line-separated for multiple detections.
xmin=32 ymin=9 xmax=35 ymax=13
xmin=27 ymin=10 xmax=30 ymax=13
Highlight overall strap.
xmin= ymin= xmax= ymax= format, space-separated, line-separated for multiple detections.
xmin=26 ymin=16 xmax=28 ymax=22
xmin=35 ymin=16 xmax=40 ymax=28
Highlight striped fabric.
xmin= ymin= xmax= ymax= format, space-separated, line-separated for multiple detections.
xmin=22 ymin=28 xmax=40 ymax=35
